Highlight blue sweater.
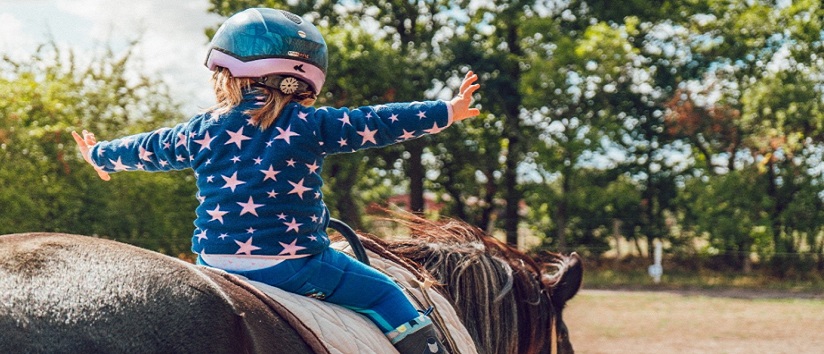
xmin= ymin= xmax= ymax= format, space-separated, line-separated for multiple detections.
xmin=90 ymin=90 xmax=452 ymax=258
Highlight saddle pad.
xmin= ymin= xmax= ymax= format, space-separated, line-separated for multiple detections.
xmin=233 ymin=242 xmax=478 ymax=354
xmin=332 ymin=242 xmax=478 ymax=354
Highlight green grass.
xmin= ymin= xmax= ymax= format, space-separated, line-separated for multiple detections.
xmin=583 ymin=266 xmax=824 ymax=296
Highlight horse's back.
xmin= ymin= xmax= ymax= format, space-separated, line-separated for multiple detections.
xmin=0 ymin=233 xmax=314 ymax=354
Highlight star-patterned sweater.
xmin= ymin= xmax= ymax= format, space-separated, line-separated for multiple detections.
xmin=89 ymin=89 xmax=453 ymax=259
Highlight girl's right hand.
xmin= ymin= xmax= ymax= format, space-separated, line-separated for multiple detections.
xmin=71 ymin=130 xmax=111 ymax=181
xmin=450 ymin=70 xmax=481 ymax=122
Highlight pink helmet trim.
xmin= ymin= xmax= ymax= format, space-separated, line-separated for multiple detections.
xmin=206 ymin=50 xmax=326 ymax=94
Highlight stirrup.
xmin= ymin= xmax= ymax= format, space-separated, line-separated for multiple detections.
xmin=392 ymin=322 xmax=447 ymax=354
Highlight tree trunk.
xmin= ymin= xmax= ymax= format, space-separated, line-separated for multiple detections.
xmin=501 ymin=19 xmax=523 ymax=247
xmin=407 ymin=140 xmax=425 ymax=213
xmin=327 ymin=156 xmax=363 ymax=229
xmin=478 ymin=170 xmax=497 ymax=233
xmin=555 ymin=173 xmax=569 ymax=252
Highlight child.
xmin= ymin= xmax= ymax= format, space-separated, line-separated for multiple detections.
xmin=73 ymin=8 xmax=479 ymax=354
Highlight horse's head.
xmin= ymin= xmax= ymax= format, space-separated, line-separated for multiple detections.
xmin=367 ymin=214 xmax=583 ymax=354
xmin=539 ymin=251 xmax=584 ymax=354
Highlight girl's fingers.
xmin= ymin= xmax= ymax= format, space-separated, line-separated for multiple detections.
xmin=463 ymin=83 xmax=480 ymax=96
xmin=71 ymin=131 xmax=86 ymax=147
xmin=96 ymin=169 xmax=111 ymax=181
xmin=460 ymin=73 xmax=478 ymax=93
xmin=83 ymin=132 xmax=97 ymax=145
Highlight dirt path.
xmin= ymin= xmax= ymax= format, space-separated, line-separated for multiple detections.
xmin=565 ymin=289 xmax=824 ymax=354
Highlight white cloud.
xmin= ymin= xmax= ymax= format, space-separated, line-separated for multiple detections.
xmin=5 ymin=0 xmax=224 ymax=112
xmin=54 ymin=0 xmax=224 ymax=111
xmin=0 ymin=12 xmax=35 ymax=58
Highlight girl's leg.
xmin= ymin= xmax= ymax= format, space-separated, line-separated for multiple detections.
xmin=311 ymin=249 xmax=446 ymax=353
xmin=205 ymin=249 xmax=445 ymax=353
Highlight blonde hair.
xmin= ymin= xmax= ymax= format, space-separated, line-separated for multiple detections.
xmin=211 ymin=67 xmax=317 ymax=130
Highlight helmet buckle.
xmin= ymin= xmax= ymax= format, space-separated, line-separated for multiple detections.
xmin=256 ymin=75 xmax=310 ymax=95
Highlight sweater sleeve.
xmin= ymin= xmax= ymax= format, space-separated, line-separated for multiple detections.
xmin=89 ymin=122 xmax=193 ymax=173
xmin=312 ymin=100 xmax=453 ymax=155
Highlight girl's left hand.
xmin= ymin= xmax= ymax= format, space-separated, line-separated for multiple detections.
xmin=450 ymin=70 xmax=481 ymax=122
xmin=71 ymin=130 xmax=111 ymax=181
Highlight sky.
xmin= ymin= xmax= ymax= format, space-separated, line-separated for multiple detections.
xmin=0 ymin=0 xmax=225 ymax=112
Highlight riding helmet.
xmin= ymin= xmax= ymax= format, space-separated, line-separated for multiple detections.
xmin=205 ymin=8 xmax=328 ymax=96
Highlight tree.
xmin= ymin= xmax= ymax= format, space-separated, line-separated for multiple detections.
xmin=0 ymin=44 xmax=195 ymax=255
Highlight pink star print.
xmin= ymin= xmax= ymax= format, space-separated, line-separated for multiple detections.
xmin=119 ymin=137 xmax=134 ymax=147
xmin=399 ymin=129 xmax=416 ymax=140
xmin=193 ymin=132 xmax=215 ymax=151
xmin=288 ymin=178 xmax=312 ymax=199
xmin=306 ymin=161 xmax=320 ymax=174
xmin=207 ymin=204 xmax=229 ymax=224
xmin=196 ymin=229 xmax=208 ymax=242
xmin=338 ymin=113 xmax=351 ymax=126
xmin=260 ymin=165 xmax=280 ymax=181
xmin=176 ymin=133 xmax=187 ymax=147
xmin=357 ymin=126 xmax=378 ymax=146
xmin=278 ymin=238 xmax=306 ymax=256
xmin=109 ymin=157 xmax=130 ymax=171
xmin=221 ymin=172 xmax=246 ymax=192
xmin=237 ymin=196 xmax=264 ymax=217
xmin=139 ymin=146 xmax=154 ymax=161
xmin=283 ymin=218 xmax=303 ymax=233
xmin=389 ymin=114 xmax=399 ymax=123
xmin=275 ymin=125 xmax=300 ymax=144
xmin=235 ymin=237 xmax=261 ymax=255
xmin=424 ymin=122 xmax=445 ymax=135
xmin=225 ymin=127 xmax=251 ymax=148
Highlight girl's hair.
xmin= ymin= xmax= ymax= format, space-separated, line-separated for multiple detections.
xmin=211 ymin=67 xmax=317 ymax=130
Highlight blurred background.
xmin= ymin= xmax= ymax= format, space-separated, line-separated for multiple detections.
xmin=2 ymin=1 xmax=823 ymax=351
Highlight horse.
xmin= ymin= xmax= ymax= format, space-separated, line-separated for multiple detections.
xmin=0 ymin=215 xmax=582 ymax=354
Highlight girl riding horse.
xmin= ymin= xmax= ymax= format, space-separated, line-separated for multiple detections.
xmin=72 ymin=7 xmax=480 ymax=354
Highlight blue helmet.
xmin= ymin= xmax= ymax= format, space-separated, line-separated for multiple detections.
xmin=205 ymin=8 xmax=328 ymax=95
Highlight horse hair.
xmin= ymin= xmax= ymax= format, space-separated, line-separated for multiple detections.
xmin=347 ymin=212 xmax=569 ymax=354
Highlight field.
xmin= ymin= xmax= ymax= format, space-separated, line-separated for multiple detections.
xmin=565 ymin=289 xmax=824 ymax=354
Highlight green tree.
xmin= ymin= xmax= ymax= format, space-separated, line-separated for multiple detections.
xmin=666 ymin=0 xmax=824 ymax=272
xmin=0 ymin=44 xmax=195 ymax=255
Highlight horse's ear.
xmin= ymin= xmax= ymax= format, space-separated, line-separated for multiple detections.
xmin=551 ymin=252 xmax=583 ymax=308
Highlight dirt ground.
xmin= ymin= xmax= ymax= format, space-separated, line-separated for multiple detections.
xmin=565 ymin=289 xmax=824 ymax=354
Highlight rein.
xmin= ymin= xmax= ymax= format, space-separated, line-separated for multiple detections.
xmin=551 ymin=314 xmax=558 ymax=354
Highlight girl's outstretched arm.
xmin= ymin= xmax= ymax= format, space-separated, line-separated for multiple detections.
xmin=449 ymin=70 xmax=481 ymax=122
xmin=71 ymin=130 xmax=111 ymax=181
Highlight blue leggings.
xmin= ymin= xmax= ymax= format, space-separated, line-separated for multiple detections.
xmin=200 ymin=248 xmax=420 ymax=333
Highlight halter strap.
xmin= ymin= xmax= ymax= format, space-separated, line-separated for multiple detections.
xmin=550 ymin=313 xmax=558 ymax=354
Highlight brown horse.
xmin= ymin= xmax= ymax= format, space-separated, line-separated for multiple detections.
xmin=0 ymin=216 xmax=581 ymax=354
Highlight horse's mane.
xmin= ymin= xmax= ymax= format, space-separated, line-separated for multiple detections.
xmin=350 ymin=212 xmax=573 ymax=354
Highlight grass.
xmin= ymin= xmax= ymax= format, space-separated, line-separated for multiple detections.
xmin=580 ymin=257 xmax=824 ymax=297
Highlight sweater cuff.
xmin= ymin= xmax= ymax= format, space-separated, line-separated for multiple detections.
xmin=88 ymin=145 xmax=103 ymax=169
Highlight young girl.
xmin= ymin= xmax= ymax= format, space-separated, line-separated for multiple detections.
xmin=72 ymin=7 xmax=479 ymax=354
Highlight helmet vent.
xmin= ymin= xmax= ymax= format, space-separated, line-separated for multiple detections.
xmin=280 ymin=10 xmax=303 ymax=25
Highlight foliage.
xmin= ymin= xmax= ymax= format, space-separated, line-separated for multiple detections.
xmin=5 ymin=0 xmax=824 ymax=277
xmin=0 ymin=44 xmax=195 ymax=255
